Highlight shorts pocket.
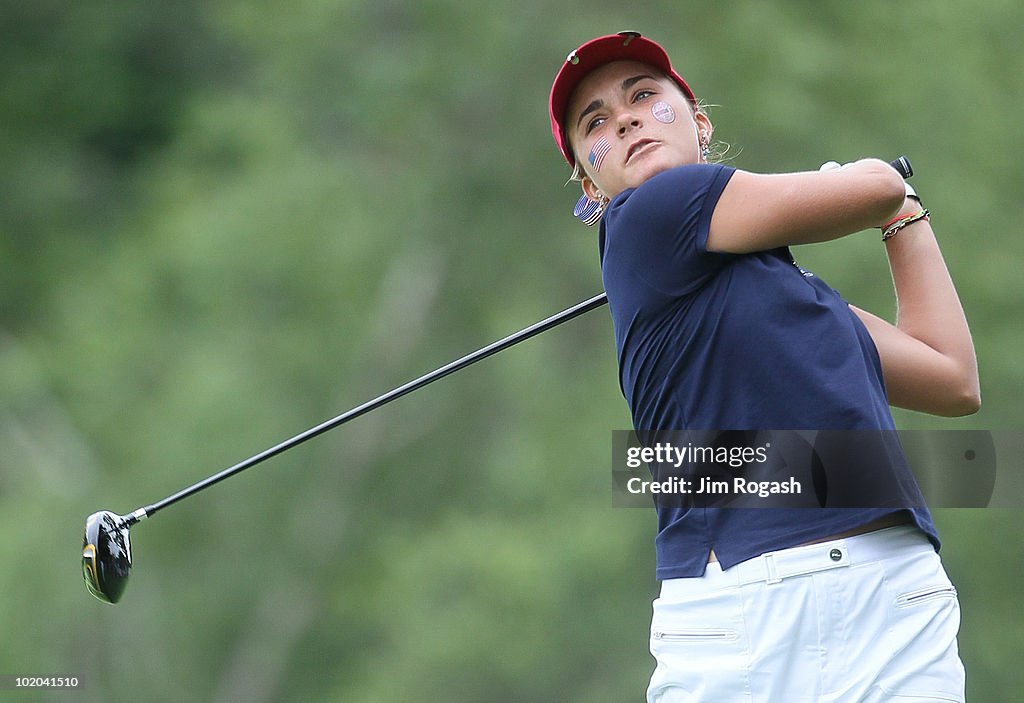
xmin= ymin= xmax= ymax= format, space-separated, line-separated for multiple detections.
xmin=895 ymin=585 xmax=957 ymax=608
xmin=652 ymin=628 xmax=739 ymax=643
xmin=878 ymin=579 xmax=964 ymax=702
xmin=648 ymin=626 xmax=750 ymax=703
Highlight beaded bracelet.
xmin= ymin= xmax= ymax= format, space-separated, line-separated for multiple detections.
xmin=882 ymin=209 xmax=930 ymax=241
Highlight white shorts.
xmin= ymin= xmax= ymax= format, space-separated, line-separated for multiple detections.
xmin=647 ymin=526 xmax=965 ymax=702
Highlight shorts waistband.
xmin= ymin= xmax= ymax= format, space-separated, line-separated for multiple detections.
xmin=661 ymin=525 xmax=930 ymax=596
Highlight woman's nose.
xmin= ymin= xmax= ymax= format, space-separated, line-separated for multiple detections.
xmin=616 ymin=112 xmax=642 ymax=136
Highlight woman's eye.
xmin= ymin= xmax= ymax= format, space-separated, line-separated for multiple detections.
xmin=634 ymin=90 xmax=655 ymax=102
xmin=586 ymin=116 xmax=605 ymax=133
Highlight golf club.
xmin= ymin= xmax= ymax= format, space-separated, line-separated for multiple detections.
xmin=82 ymin=156 xmax=915 ymax=604
xmin=82 ymin=292 xmax=609 ymax=603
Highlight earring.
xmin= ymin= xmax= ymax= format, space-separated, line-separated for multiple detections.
xmin=574 ymin=193 xmax=608 ymax=227
xmin=700 ymin=133 xmax=711 ymax=161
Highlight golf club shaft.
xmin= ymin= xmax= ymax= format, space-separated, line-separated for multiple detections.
xmin=129 ymin=291 xmax=610 ymax=523
xmin=127 ymin=156 xmax=913 ymax=525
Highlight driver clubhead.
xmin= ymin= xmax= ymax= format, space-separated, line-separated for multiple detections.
xmin=82 ymin=511 xmax=132 ymax=604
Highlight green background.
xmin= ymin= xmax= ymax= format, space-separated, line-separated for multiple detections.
xmin=1 ymin=2 xmax=1021 ymax=700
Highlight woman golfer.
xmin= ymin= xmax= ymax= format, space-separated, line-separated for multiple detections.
xmin=549 ymin=32 xmax=979 ymax=702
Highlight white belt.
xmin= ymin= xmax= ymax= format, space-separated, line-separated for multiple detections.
xmin=662 ymin=525 xmax=929 ymax=596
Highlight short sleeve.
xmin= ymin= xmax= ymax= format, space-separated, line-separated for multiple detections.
xmin=600 ymin=164 xmax=736 ymax=301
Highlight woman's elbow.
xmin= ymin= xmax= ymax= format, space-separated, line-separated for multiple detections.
xmin=867 ymin=160 xmax=908 ymax=222
xmin=937 ymin=380 xmax=982 ymax=417
xmin=950 ymin=386 xmax=982 ymax=417
xmin=896 ymin=366 xmax=982 ymax=417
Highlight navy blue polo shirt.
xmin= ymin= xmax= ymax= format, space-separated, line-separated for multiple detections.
xmin=599 ymin=163 xmax=939 ymax=579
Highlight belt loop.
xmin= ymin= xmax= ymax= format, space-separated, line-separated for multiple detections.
xmin=764 ymin=552 xmax=781 ymax=585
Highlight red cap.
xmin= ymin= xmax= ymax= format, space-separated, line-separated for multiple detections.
xmin=549 ymin=32 xmax=696 ymax=166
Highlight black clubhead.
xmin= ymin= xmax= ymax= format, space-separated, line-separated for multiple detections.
xmin=82 ymin=511 xmax=132 ymax=604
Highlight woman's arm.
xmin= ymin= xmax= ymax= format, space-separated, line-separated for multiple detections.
xmin=707 ymin=158 xmax=906 ymax=253
xmin=850 ymin=198 xmax=980 ymax=416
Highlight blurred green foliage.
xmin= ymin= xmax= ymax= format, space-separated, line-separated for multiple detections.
xmin=1 ymin=1 xmax=1021 ymax=701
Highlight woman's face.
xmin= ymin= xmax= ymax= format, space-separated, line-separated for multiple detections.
xmin=565 ymin=60 xmax=711 ymax=201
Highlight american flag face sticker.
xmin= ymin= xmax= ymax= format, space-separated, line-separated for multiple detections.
xmin=651 ymin=101 xmax=676 ymax=123
xmin=587 ymin=137 xmax=612 ymax=172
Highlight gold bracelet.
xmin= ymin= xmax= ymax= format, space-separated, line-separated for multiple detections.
xmin=882 ymin=209 xmax=930 ymax=241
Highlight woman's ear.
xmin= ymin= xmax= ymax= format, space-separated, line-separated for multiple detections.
xmin=694 ymin=110 xmax=714 ymax=144
xmin=581 ymin=175 xmax=604 ymax=202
